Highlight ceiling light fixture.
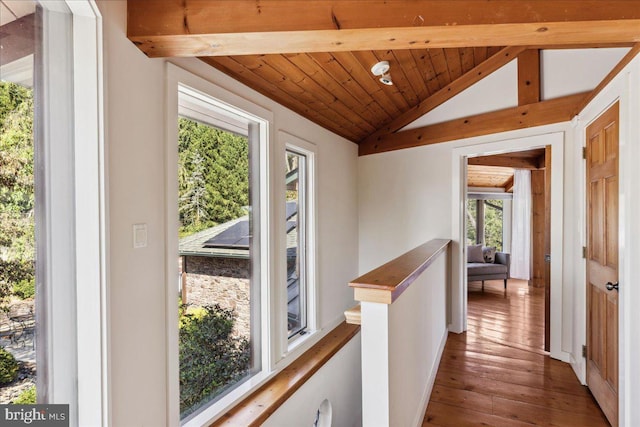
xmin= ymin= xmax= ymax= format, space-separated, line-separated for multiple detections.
xmin=370 ymin=61 xmax=393 ymax=86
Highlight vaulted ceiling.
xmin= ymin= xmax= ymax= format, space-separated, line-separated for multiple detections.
xmin=202 ymin=46 xmax=505 ymax=143
xmin=127 ymin=1 xmax=640 ymax=156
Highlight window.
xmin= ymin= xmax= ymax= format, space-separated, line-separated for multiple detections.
xmin=1 ymin=1 xmax=106 ymax=424
xmin=466 ymin=197 xmax=506 ymax=251
xmin=1 ymin=2 xmax=37 ymax=405
xmin=176 ymin=85 xmax=266 ymax=423
xmin=168 ymin=67 xmax=320 ymax=426
xmin=285 ymin=150 xmax=307 ymax=339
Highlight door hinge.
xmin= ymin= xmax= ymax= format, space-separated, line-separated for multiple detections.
xmin=582 ymin=246 xmax=587 ymax=259
xmin=582 ymin=147 xmax=587 ymax=159
xmin=582 ymin=344 xmax=587 ymax=358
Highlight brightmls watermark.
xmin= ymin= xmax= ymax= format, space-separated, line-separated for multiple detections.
xmin=0 ymin=405 xmax=68 ymax=426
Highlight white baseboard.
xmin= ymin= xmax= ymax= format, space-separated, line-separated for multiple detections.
xmin=550 ymin=349 xmax=571 ymax=363
xmin=411 ymin=327 xmax=449 ymax=427
xmin=570 ymin=353 xmax=587 ymax=385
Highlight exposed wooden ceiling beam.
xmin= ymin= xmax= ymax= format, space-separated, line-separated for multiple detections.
xmin=361 ymin=46 xmax=524 ymax=145
xmin=129 ymin=1 xmax=640 ymax=34
xmin=517 ymin=49 xmax=540 ymax=106
xmin=128 ymin=1 xmax=640 ymax=57
xmin=468 ymin=155 xmax=539 ymax=170
xmin=503 ymin=175 xmax=515 ymax=193
xmin=129 ymin=21 xmax=640 ymax=57
xmin=359 ymin=92 xmax=587 ymax=156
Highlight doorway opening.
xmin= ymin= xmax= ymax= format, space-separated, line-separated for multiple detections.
xmin=451 ymin=131 xmax=566 ymax=361
xmin=464 ymin=147 xmax=550 ymax=352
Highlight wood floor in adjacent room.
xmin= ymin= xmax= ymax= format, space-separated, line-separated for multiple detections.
xmin=422 ymin=279 xmax=610 ymax=427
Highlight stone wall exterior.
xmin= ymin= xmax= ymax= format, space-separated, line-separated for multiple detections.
xmin=181 ymin=255 xmax=251 ymax=339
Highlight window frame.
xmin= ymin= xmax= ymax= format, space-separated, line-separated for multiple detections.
xmin=166 ymin=64 xmax=273 ymax=427
xmin=176 ymin=85 xmax=266 ymax=422
xmin=28 ymin=1 xmax=106 ymax=425
xmin=285 ymin=148 xmax=308 ymax=340
xmin=279 ymin=133 xmax=318 ymax=352
xmin=166 ymin=65 xmax=322 ymax=426
xmin=466 ymin=192 xmax=511 ymax=251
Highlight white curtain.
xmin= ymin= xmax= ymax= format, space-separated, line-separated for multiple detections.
xmin=510 ymin=170 xmax=531 ymax=280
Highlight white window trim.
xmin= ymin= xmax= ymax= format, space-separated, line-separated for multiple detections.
xmin=67 ymin=2 xmax=108 ymax=425
xmin=35 ymin=1 xmax=107 ymax=425
xmin=278 ymin=132 xmax=318 ymax=355
xmin=166 ymin=64 xmax=331 ymax=426
xmin=166 ymin=63 xmax=273 ymax=427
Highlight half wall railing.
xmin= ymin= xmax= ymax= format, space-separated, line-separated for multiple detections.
xmin=348 ymin=239 xmax=451 ymax=427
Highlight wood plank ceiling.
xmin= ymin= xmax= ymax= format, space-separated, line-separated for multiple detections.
xmin=467 ymin=148 xmax=545 ymax=191
xmin=203 ymin=47 xmax=504 ymax=142
xmin=127 ymin=1 xmax=640 ymax=155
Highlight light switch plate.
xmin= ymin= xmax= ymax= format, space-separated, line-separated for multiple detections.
xmin=133 ymin=223 xmax=147 ymax=248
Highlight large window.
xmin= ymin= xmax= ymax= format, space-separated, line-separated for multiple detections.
xmin=177 ymin=85 xmax=265 ymax=423
xmin=0 ymin=3 xmax=37 ymax=406
xmin=168 ymin=68 xmax=319 ymax=426
xmin=1 ymin=2 xmax=106 ymax=424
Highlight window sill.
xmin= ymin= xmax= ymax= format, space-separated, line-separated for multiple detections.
xmin=210 ymin=321 xmax=360 ymax=426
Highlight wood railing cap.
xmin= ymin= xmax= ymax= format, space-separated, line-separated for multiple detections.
xmin=349 ymin=238 xmax=450 ymax=304
xmin=211 ymin=322 xmax=360 ymax=426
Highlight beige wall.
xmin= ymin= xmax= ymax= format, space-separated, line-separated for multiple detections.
xmin=101 ymin=2 xmax=167 ymax=425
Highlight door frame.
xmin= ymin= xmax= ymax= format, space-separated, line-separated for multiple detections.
xmin=450 ymin=129 xmax=569 ymax=362
xmin=577 ymin=56 xmax=640 ymax=427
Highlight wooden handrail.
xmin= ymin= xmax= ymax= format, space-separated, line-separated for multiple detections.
xmin=349 ymin=239 xmax=450 ymax=304
xmin=211 ymin=322 xmax=360 ymax=426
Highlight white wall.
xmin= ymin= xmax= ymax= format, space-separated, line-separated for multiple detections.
xmin=262 ymin=334 xmax=362 ymax=427
xmin=389 ymin=254 xmax=448 ymax=427
xmin=101 ymin=3 xmax=167 ymax=425
xmin=541 ymin=48 xmax=629 ymax=99
xmin=98 ymin=1 xmax=360 ymax=425
xmin=403 ymin=60 xmax=518 ymax=130
xmin=360 ymin=253 xmax=448 ymax=427
xmin=358 ymin=144 xmax=453 ymax=273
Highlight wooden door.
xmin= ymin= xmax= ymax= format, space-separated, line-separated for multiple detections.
xmin=586 ymin=101 xmax=619 ymax=426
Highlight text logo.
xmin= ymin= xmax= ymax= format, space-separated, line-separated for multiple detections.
xmin=0 ymin=405 xmax=68 ymax=426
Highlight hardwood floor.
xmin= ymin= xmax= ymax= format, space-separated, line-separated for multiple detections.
xmin=423 ymin=279 xmax=610 ymax=426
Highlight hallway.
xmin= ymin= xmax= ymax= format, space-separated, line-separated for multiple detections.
xmin=423 ymin=279 xmax=610 ymax=426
